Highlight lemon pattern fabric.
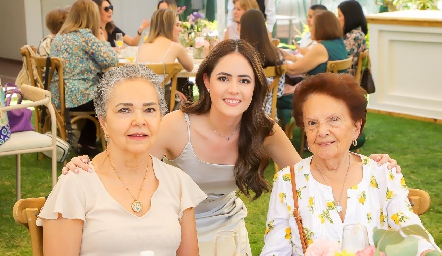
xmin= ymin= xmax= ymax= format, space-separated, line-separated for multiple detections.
xmin=261 ymin=154 xmax=438 ymax=256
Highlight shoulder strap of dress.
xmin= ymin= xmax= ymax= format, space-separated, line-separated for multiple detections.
xmin=160 ymin=42 xmax=174 ymax=63
xmin=183 ymin=113 xmax=191 ymax=143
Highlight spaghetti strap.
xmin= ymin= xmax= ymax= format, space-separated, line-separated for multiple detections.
xmin=160 ymin=42 xmax=174 ymax=63
xmin=183 ymin=113 xmax=191 ymax=143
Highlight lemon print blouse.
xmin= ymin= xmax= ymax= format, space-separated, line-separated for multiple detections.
xmin=261 ymin=154 xmax=438 ymax=256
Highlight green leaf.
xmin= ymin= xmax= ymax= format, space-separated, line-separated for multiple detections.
xmin=384 ymin=236 xmax=419 ymax=256
xmin=425 ymin=251 xmax=442 ymax=256
xmin=401 ymin=224 xmax=430 ymax=240
xmin=374 ymin=248 xmax=383 ymax=256
xmin=373 ymin=228 xmax=405 ymax=252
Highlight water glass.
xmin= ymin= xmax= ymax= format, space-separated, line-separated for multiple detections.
xmin=341 ymin=224 xmax=369 ymax=253
xmin=214 ymin=230 xmax=240 ymax=256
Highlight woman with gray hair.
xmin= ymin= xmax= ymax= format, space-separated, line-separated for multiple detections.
xmin=37 ymin=64 xmax=206 ymax=256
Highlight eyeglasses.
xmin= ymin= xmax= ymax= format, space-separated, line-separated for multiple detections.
xmin=104 ymin=5 xmax=113 ymax=12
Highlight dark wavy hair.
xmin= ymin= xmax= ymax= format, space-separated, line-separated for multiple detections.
xmin=91 ymin=0 xmax=116 ymax=35
xmin=293 ymin=73 xmax=368 ymax=135
xmin=182 ymin=39 xmax=274 ymax=199
xmin=338 ymin=0 xmax=368 ymax=35
xmin=240 ymin=9 xmax=283 ymax=75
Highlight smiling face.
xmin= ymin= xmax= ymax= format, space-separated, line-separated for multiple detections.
xmin=100 ymin=79 xmax=161 ymax=155
xmin=100 ymin=0 xmax=113 ymax=24
xmin=338 ymin=8 xmax=345 ymax=29
xmin=303 ymin=93 xmax=361 ymax=160
xmin=203 ymin=52 xmax=255 ymax=118
xmin=307 ymin=9 xmax=315 ymax=28
xmin=233 ymin=1 xmax=246 ymax=23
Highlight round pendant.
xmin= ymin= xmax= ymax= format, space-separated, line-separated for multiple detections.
xmin=336 ymin=205 xmax=343 ymax=213
xmin=131 ymin=200 xmax=143 ymax=213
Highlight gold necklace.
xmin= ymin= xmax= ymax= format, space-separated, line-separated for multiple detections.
xmin=314 ymin=153 xmax=350 ymax=213
xmin=205 ymin=116 xmax=240 ymax=141
xmin=108 ymin=154 xmax=149 ymax=213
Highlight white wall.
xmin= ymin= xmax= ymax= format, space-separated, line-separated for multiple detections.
xmin=0 ymin=0 xmax=27 ymax=60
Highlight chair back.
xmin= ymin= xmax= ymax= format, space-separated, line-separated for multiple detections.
xmin=263 ymin=65 xmax=287 ymax=121
xmin=272 ymin=38 xmax=280 ymax=47
xmin=144 ymin=63 xmax=183 ymax=111
xmin=19 ymin=45 xmax=38 ymax=87
xmin=326 ymin=56 xmax=353 ymax=74
xmin=13 ymin=197 xmax=46 ymax=256
xmin=354 ymin=50 xmax=369 ymax=84
xmin=408 ymin=188 xmax=431 ymax=215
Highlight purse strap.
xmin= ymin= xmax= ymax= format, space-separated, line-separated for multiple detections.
xmin=290 ymin=165 xmax=308 ymax=254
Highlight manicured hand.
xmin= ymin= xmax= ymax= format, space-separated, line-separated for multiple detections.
xmin=62 ymin=155 xmax=92 ymax=174
xmin=369 ymin=154 xmax=401 ymax=173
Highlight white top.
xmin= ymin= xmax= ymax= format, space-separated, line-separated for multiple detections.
xmin=227 ymin=0 xmax=276 ymax=32
xmin=37 ymin=156 xmax=207 ymax=256
xmin=261 ymin=154 xmax=439 ymax=256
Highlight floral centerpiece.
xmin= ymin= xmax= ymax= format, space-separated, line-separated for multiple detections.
xmin=178 ymin=7 xmax=218 ymax=58
xmin=305 ymin=225 xmax=440 ymax=256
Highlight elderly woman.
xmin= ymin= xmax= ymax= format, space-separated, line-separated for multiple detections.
xmin=261 ymin=73 xmax=439 ymax=256
xmin=50 ymin=0 xmax=117 ymax=157
xmin=283 ymin=10 xmax=347 ymax=76
xmin=37 ymin=6 xmax=70 ymax=57
xmin=37 ymin=64 xmax=206 ymax=256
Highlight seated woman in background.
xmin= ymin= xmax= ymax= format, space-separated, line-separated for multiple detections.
xmin=157 ymin=0 xmax=177 ymax=11
xmin=240 ymin=9 xmax=284 ymax=117
xmin=338 ymin=0 xmax=367 ymax=75
xmin=38 ymin=64 xmax=206 ymax=256
xmin=50 ymin=0 xmax=117 ymax=157
xmin=37 ymin=6 xmax=70 ymax=57
xmin=261 ymin=73 xmax=439 ymax=256
xmin=137 ymin=9 xmax=193 ymax=72
xmin=295 ymin=4 xmax=327 ymax=56
xmin=282 ymin=10 xmax=347 ymax=76
xmin=92 ymin=0 xmax=149 ymax=48
xmin=224 ymin=0 xmax=259 ymax=40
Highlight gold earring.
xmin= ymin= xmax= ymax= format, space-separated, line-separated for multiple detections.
xmin=352 ymin=139 xmax=357 ymax=147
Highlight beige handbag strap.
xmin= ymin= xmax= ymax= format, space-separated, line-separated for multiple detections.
xmin=290 ymin=165 xmax=308 ymax=253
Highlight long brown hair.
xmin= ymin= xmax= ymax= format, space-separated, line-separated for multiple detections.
xmin=146 ymin=9 xmax=175 ymax=43
xmin=182 ymin=39 xmax=274 ymax=199
xmin=240 ymin=9 xmax=283 ymax=75
xmin=91 ymin=0 xmax=116 ymax=35
xmin=59 ymin=0 xmax=100 ymax=37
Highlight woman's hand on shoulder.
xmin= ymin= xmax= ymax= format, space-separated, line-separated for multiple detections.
xmin=62 ymin=155 xmax=92 ymax=175
xmin=369 ymin=154 xmax=401 ymax=173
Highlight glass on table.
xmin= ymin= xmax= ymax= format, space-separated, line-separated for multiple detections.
xmin=115 ymin=33 xmax=124 ymax=51
xmin=214 ymin=230 xmax=240 ymax=256
xmin=341 ymin=223 xmax=369 ymax=253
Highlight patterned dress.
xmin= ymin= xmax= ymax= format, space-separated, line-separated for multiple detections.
xmin=261 ymin=154 xmax=439 ymax=256
xmin=49 ymin=28 xmax=118 ymax=109
xmin=343 ymin=27 xmax=366 ymax=75
xmin=264 ymin=74 xmax=285 ymax=118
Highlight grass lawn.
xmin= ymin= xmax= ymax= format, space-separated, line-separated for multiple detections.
xmin=1 ymin=112 xmax=441 ymax=255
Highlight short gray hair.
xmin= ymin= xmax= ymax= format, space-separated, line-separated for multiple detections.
xmin=94 ymin=64 xmax=168 ymax=118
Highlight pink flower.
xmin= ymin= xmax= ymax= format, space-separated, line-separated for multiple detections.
xmin=305 ymin=239 xmax=340 ymax=256
xmin=356 ymin=246 xmax=385 ymax=256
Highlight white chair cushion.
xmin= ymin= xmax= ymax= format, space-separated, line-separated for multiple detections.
xmin=0 ymin=131 xmax=53 ymax=152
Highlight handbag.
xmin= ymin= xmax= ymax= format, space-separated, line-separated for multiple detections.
xmin=289 ymin=165 xmax=308 ymax=254
xmin=0 ymin=87 xmax=11 ymax=145
xmin=360 ymin=68 xmax=376 ymax=94
xmin=41 ymin=132 xmax=71 ymax=163
xmin=4 ymin=83 xmax=34 ymax=133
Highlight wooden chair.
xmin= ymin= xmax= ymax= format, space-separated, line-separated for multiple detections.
xmin=144 ymin=63 xmax=183 ymax=112
xmin=13 ymin=197 xmax=46 ymax=256
xmin=19 ymin=45 xmax=38 ymax=88
xmin=326 ymin=56 xmax=353 ymax=74
xmin=354 ymin=50 xmax=369 ymax=84
xmin=31 ymin=56 xmax=106 ymax=150
xmin=272 ymin=38 xmax=280 ymax=47
xmin=408 ymin=188 xmax=431 ymax=215
xmin=0 ymin=85 xmax=58 ymax=200
xmin=263 ymin=65 xmax=287 ymax=171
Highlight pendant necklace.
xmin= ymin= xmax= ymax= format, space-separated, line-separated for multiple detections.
xmin=108 ymin=153 xmax=149 ymax=213
xmin=205 ymin=116 xmax=240 ymax=141
xmin=315 ymin=153 xmax=350 ymax=213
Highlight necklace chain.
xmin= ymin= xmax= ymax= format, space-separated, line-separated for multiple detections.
xmin=315 ymin=153 xmax=351 ymax=213
xmin=108 ymin=151 xmax=149 ymax=213
xmin=205 ymin=116 xmax=240 ymax=141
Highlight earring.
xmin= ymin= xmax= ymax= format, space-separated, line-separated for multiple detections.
xmin=105 ymin=134 xmax=109 ymax=140
xmin=352 ymin=139 xmax=358 ymax=147
xmin=207 ymin=88 xmax=210 ymax=93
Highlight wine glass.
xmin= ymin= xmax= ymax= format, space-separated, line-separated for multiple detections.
xmin=115 ymin=33 xmax=123 ymax=52
xmin=214 ymin=230 xmax=240 ymax=256
xmin=341 ymin=224 xmax=369 ymax=253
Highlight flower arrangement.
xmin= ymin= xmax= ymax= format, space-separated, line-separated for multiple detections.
xmin=305 ymin=225 xmax=440 ymax=256
xmin=178 ymin=7 xmax=218 ymax=49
